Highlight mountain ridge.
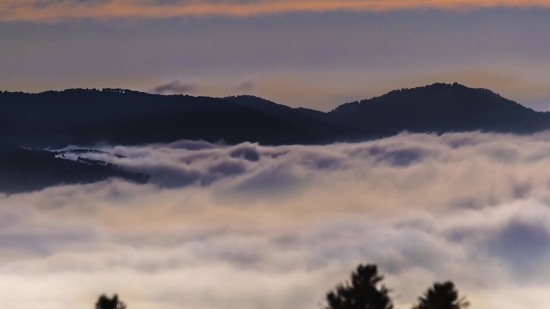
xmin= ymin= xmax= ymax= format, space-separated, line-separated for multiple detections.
xmin=0 ymin=88 xmax=326 ymax=148
xmin=1 ymin=83 xmax=549 ymax=150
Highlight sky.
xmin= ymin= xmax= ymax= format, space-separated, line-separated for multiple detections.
xmin=6 ymin=132 xmax=550 ymax=309
xmin=2 ymin=1 xmax=550 ymax=111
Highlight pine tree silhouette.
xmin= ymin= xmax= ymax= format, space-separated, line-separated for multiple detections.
xmin=95 ymin=294 xmax=127 ymax=309
xmin=412 ymin=281 xmax=469 ymax=309
xmin=325 ymin=264 xmax=394 ymax=309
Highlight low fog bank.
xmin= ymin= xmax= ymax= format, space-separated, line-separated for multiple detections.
xmin=3 ymin=132 xmax=550 ymax=308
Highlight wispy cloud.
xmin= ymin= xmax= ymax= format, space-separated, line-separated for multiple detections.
xmin=152 ymin=81 xmax=197 ymax=94
xmin=3 ymin=0 xmax=550 ymax=22
xmin=236 ymin=82 xmax=254 ymax=91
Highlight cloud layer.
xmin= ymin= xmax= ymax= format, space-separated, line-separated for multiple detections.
xmin=4 ymin=132 xmax=550 ymax=308
xmin=4 ymin=0 xmax=550 ymax=21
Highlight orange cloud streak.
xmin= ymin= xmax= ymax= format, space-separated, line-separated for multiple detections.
xmin=2 ymin=0 xmax=550 ymax=22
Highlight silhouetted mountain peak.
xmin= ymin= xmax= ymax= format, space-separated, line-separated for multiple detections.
xmin=331 ymin=83 xmax=530 ymax=114
xmin=327 ymin=83 xmax=547 ymax=134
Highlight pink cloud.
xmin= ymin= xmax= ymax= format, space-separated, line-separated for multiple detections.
xmin=3 ymin=0 xmax=550 ymax=22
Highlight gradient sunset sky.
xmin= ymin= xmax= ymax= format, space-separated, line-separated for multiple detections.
xmin=2 ymin=0 xmax=550 ymax=111
xmin=5 ymin=4 xmax=550 ymax=309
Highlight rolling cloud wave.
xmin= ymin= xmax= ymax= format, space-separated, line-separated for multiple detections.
xmin=3 ymin=132 xmax=550 ymax=308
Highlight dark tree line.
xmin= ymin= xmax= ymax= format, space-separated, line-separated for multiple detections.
xmin=325 ymin=264 xmax=469 ymax=309
xmin=94 ymin=264 xmax=469 ymax=309
xmin=0 ymin=140 xmax=150 ymax=194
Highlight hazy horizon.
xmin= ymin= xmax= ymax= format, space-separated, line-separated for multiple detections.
xmin=2 ymin=5 xmax=550 ymax=111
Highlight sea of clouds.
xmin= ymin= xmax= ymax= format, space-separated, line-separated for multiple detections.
xmin=3 ymin=132 xmax=550 ymax=309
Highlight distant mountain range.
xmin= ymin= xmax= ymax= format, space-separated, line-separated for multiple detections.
xmin=1 ymin=83 xmax=548 ymax=149
xmin=1 ymin=82 xmax=549 ymax=193
xmin=0 ymin=88 xmax=347 ymax=148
